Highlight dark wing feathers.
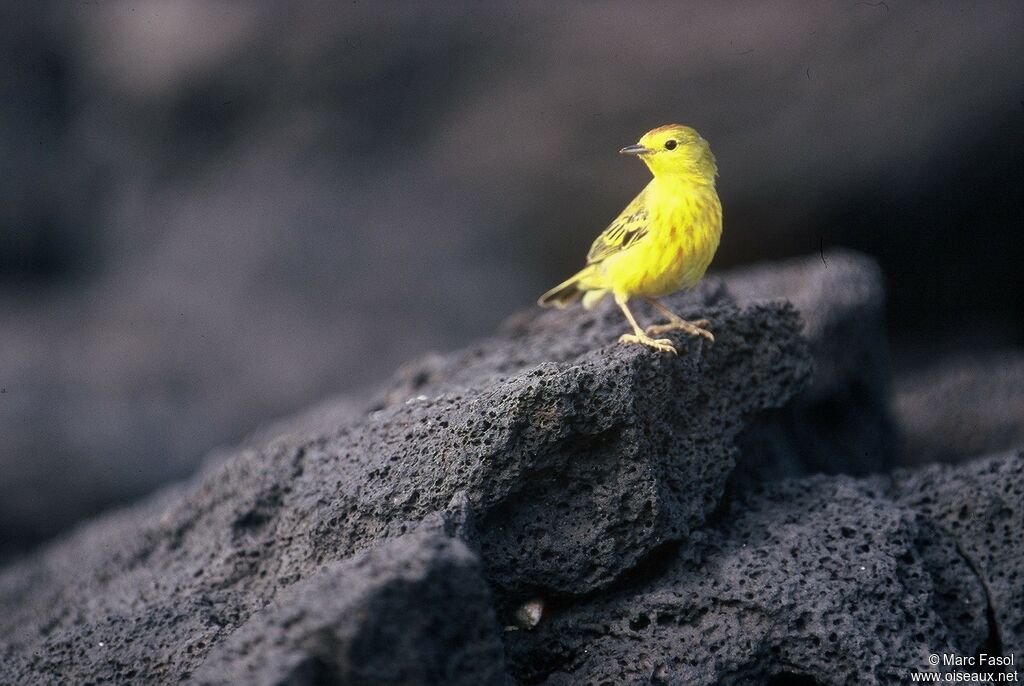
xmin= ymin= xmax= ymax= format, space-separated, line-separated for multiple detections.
xmin=585 ymin=191 xmax=650 ymax=264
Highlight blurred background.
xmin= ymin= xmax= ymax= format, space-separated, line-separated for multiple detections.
xmin=1 ymin=2 xmax=1022 ymax=557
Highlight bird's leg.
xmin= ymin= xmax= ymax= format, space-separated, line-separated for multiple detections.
xmin=644 ymin=298 xmax=714 ymax=342
xmin=617 ymin=300 xmax=677 ymax=354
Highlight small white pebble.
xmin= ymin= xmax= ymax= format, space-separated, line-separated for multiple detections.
xmin=513 ymin=598 xmax=544 ymax=629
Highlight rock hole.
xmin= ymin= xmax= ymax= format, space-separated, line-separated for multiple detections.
xmin=628 ymin=614 xmax=650 ymax=631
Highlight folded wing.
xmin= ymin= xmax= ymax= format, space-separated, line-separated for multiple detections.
xmin=585 ymin=187 xmax=650 ymax=264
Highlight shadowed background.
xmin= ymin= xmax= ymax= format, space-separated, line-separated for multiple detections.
xmin=2 ymin=2 xmax=1022 ymax=556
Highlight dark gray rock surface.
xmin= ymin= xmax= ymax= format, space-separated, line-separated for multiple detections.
xmin=0 ymin=248 xmax=895 ymax=562
xmin=895 ymin=452 xmax=1024 ymax=657
xmin=0 ymin=285 xmax=812 ymax=683
xmin=1 ymin=250 xmax=1019 ymax=685
xmin=193 ymin=519 xmax=506 ymax=686
xmin=507 ymin=451 xmax=1022 ymax=684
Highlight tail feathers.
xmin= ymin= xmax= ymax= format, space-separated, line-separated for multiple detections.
xmin=538 ymin=273 xmax=585 ymax=309
xmin=538 ymin=267 xmax=607 ymax=309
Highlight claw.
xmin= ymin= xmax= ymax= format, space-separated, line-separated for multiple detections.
xmin=619 ymin=332 xmax=677 ymax=354
xmin=645 ymin=319 xmax=714 ymax=342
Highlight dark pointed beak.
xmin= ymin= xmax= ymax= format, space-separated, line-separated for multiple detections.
xmin=619 ymin=144 xmax=654 ymax=156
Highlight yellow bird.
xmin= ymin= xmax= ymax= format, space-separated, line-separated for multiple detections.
xmin=538 ymin=124 xmax=722 ymax=354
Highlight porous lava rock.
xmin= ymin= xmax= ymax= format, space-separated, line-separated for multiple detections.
xmin=0 ymin=284 xmax=811 ymax=683
xmin=2 ymin=251 xmax=1019 ymax=686
xmin=193 ymin=515 xmax=506 ymax=686
xmin=895 ymin=451 xmax=1024 ymax=657
xmin=505 ymin=451 xmax=1022 ymax=685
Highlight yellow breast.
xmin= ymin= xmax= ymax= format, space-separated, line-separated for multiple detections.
xmin=601 ymin=181 xmax=722 ymax=299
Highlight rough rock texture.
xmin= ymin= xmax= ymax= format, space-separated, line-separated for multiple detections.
xmin=361 ymin=291 xmax=810 ymax=600
xmin=0 ymin=285 xmax=812 ymax=683
xmin=506 ymin=451 xmax=1023 ymax=684
xmin=895 ymin=452 xmax=1024 ymax=656
xmin=1 ymin=251 xmax=1020 ymax=685
xmin=194 ymin=519 xmax=506 ymax=686
xmin=894 ymin=351 xmax=1024 ymax=466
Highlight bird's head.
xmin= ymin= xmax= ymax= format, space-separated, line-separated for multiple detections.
xmin=620 ymin=124 xmax=717 ymax=183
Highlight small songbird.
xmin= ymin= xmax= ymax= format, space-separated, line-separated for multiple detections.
xmin=538 ymin=124 xmax=722 ymax=354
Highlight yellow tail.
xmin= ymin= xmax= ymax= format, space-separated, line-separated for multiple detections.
xmin=538 ymin=266 xmax=606 ymax=309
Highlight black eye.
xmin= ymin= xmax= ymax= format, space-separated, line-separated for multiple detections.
xmin=664 ymin=139 xmax=677 ymax=150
